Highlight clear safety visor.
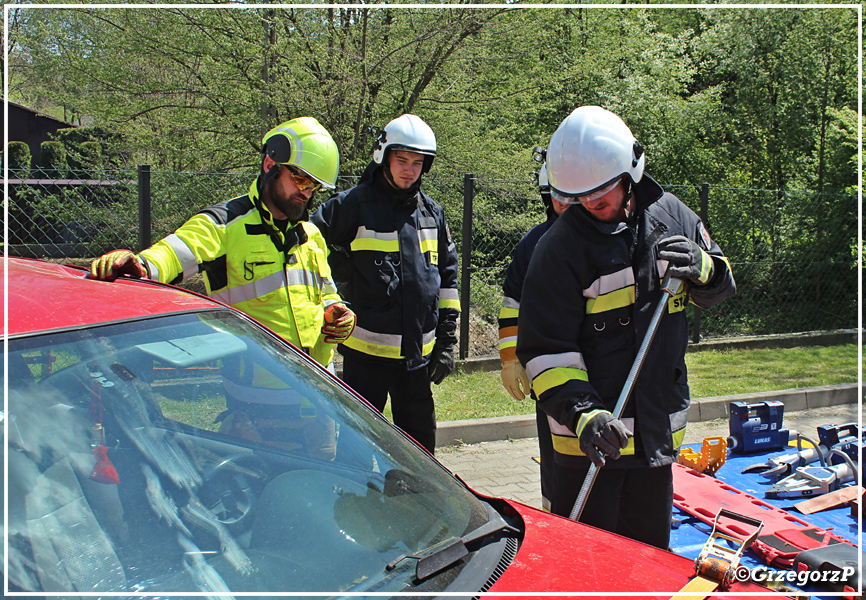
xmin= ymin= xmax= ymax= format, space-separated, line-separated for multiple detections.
xmin=550 ymin=178 xmax=621 ymax=205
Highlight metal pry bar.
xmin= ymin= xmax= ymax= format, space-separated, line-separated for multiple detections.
xmin=569 ymin=272 xmax=683 ymax=522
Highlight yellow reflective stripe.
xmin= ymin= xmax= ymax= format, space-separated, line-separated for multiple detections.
xmin=672 ymin=425 xmax=686 ymax=451
xmin=670 ymin=407 xmax=689 ymax=449
xmin=499 ymin=306 xmax=519 ymax=320
xmin=350 ymin=226 xmax=400 ymax=252
xmin=439 ymin=287 xmax=460 ymax=310
xmin=698 ymin=249 xmax=713 ymax=284
xmin=532 ymin=367 xmax=588 ymax=397
xmin=499 ymin=338 xmax=517 ymax=350
xmin=439 ymin=298 xmax=460 ymax=310
xmin=344 ymin=325 xmax=403 ymax=359
xmin=551 ymin=433 xmax=636 ymax=457
xmin=351 ymin=237 xmax=400 ymax=252
xmin=342 ymin=326 xmax=436 ymax=360
xmin=422 ymin=335 xmax=436 ymax=356
xmin=574 ymin=409 xmax=608 ymax=438
xmin=418 ymin=227 xmax=438 ymax=248
xmin=526 ymin=352 xmax=586 ymax=381
xmin=583 ymin=267 xmax=633 ymax=299
xmin=585 ymin=286 xmax=635 ymax=314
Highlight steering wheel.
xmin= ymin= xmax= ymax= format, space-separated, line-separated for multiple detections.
xmin=197 ymin=453 xmax=269 ymax=533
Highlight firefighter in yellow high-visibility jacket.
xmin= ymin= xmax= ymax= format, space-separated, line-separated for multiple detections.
xmin=90 ymin=117 xmax=355 ymax=459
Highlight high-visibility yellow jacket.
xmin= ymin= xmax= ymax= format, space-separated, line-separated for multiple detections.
xmin=139 ymin=179 xmax=343 ymax=366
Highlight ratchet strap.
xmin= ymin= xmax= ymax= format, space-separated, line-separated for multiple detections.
xmin=673 ymin=463 xmax=853 ymax=568
xmin=670 ymin=508 xmax=763 ymax=600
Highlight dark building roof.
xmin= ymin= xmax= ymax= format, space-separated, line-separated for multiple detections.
xmin=7 ymin=101 xmax=77 ymax=168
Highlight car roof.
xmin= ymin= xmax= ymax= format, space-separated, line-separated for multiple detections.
xmin=4 ymin=257 xmax=221 ymax=337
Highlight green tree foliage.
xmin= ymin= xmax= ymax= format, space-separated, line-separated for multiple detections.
xmin=8 ymin=6 xmax=858 ymax=335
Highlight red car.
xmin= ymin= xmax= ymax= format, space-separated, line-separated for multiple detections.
xmin=4 ymin=257 xmax=784 ymax=598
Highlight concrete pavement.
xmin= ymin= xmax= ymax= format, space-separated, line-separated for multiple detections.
xmin=435 ymin=386 xmax=860 ymax=510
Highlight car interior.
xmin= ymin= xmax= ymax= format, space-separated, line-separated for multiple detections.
xmin=5 ymin=310 xmax=498 ymax=596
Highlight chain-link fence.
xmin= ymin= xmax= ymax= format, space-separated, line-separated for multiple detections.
xmin=6 ymin=167 xmax=857 ymax=358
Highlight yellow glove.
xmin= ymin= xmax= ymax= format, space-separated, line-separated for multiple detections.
xmin=90 ymin=249 xmax=147 ymax=281
xmin=322 ymin=303 xmax=356 ymax=344
xmin=500 ymin=359 xmax=530 ymax=401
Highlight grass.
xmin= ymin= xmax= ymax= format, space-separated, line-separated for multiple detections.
xmin=428 ymin=344 xmax=859 ymax=422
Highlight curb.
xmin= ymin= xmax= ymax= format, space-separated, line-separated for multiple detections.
xmin=434 ymin=382 xmax=859 ymax=449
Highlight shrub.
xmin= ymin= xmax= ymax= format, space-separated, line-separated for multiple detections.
xmin=69 ymin=141 xmax=103 ymax=178
xmin=8 ymin=141 xmax=32 ymax=177
xmin=40 ymin=141 xmax=68 ymax=179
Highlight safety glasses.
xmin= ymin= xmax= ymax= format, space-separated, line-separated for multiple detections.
xmin=285 ymin=166 xmax=322 ymax=192
xmin=551 ymin=178 xmax=621 ymax=205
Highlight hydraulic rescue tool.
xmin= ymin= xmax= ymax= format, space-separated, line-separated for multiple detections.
xmin=742 ymin=433 xmax=826 ymax=480
xmin=765 ymin=449 xmax=858 ymax=500
xmin=743 ymin=422 xmax=861 ymax=480
xmin=817 ymin=423 xmax=864 ymax=464
xmin=569 ymin=272 xmax=682 ymax=521
xmin=726 ymin=400 xmax=793 ymax=454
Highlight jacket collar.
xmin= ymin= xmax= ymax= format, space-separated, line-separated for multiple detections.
xmin=249 ymin=177 xmax=308 ymax=252
xmin=362 ymin=160 xmax=423 ymax=206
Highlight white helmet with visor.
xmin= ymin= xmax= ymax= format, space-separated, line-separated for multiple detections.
xmin=372 ymin=114 xmax=437 ymax=173
xmin=546 ymin=106 xmax=645 ymax=205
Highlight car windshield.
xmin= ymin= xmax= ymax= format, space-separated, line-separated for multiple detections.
xmin=5 ymin=309 xmax=496 ymax=596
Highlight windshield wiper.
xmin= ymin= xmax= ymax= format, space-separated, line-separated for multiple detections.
xmin=385 ymin=518 xmax=521 ymax=581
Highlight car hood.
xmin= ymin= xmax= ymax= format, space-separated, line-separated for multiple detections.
xmin=487 ymin=499 xmax=786 ymax=599
xmin=4 ymin=258 xmax=218 ymax=336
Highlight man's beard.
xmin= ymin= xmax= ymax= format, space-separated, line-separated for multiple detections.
xmin=277 ymin=193 xmax=310 ymax=221
xmin=268 ymin=179 xmax=310 ymax=221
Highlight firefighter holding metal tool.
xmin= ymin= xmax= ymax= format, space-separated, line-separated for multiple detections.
xmin=516 ymin=106 xmax=736 ymax=548
xmin=311 ymin=114 xmax=460 ymax=454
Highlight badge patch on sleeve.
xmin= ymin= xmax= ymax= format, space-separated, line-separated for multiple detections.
xmin=698 ymin=221 xmax=713 ymax=249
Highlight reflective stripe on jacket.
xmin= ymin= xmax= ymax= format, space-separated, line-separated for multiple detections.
xmin=312 ymin=163 xmax=459 ymax=370
xmin=516 ymin=174 xmax=736 ymax=469
xmin=498 ymin=216 xmax=557 ymax=362
xmin=139 ymin=178 xmax=342 ymax=366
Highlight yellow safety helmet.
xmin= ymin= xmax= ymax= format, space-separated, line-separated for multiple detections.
xmin=262 ymin=117 xmax=340 ymax=190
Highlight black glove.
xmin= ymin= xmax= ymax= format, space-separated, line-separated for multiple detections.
xmin=577 ymin=411 xmax=633 ymax=468
xmin=428 ymin=343 xmax=456 ymax=385
xmin=657 ymin=235 xmax=714 ymax=285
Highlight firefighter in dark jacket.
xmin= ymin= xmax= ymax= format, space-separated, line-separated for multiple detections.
xmin=498 ymin=161 xmax=570 ymax=511
xmin=312 ymin=114 xmax=460 ymax=454
xmin=516 ymin=106 xmax=736 ymax=549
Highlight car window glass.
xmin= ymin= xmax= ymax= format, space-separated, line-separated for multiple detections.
xmin=5 ymin=310 xmax=490 ymax=595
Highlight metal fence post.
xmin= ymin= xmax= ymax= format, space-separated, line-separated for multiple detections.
xmin=138 ymin=165 xmax=152 ymax=252
xmin=693 ymin=182 xmax=709 ymax=344
xmin=459 ymin=173 xmax=474 ymax=360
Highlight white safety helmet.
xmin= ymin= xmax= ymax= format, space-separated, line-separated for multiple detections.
xmin=537 ymin=163 xmax=550 ymax=192
xmin=372 ymin=114 xmax=437 ymax=173
xmin=546 ymin=106 xmax=645 ymax=204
